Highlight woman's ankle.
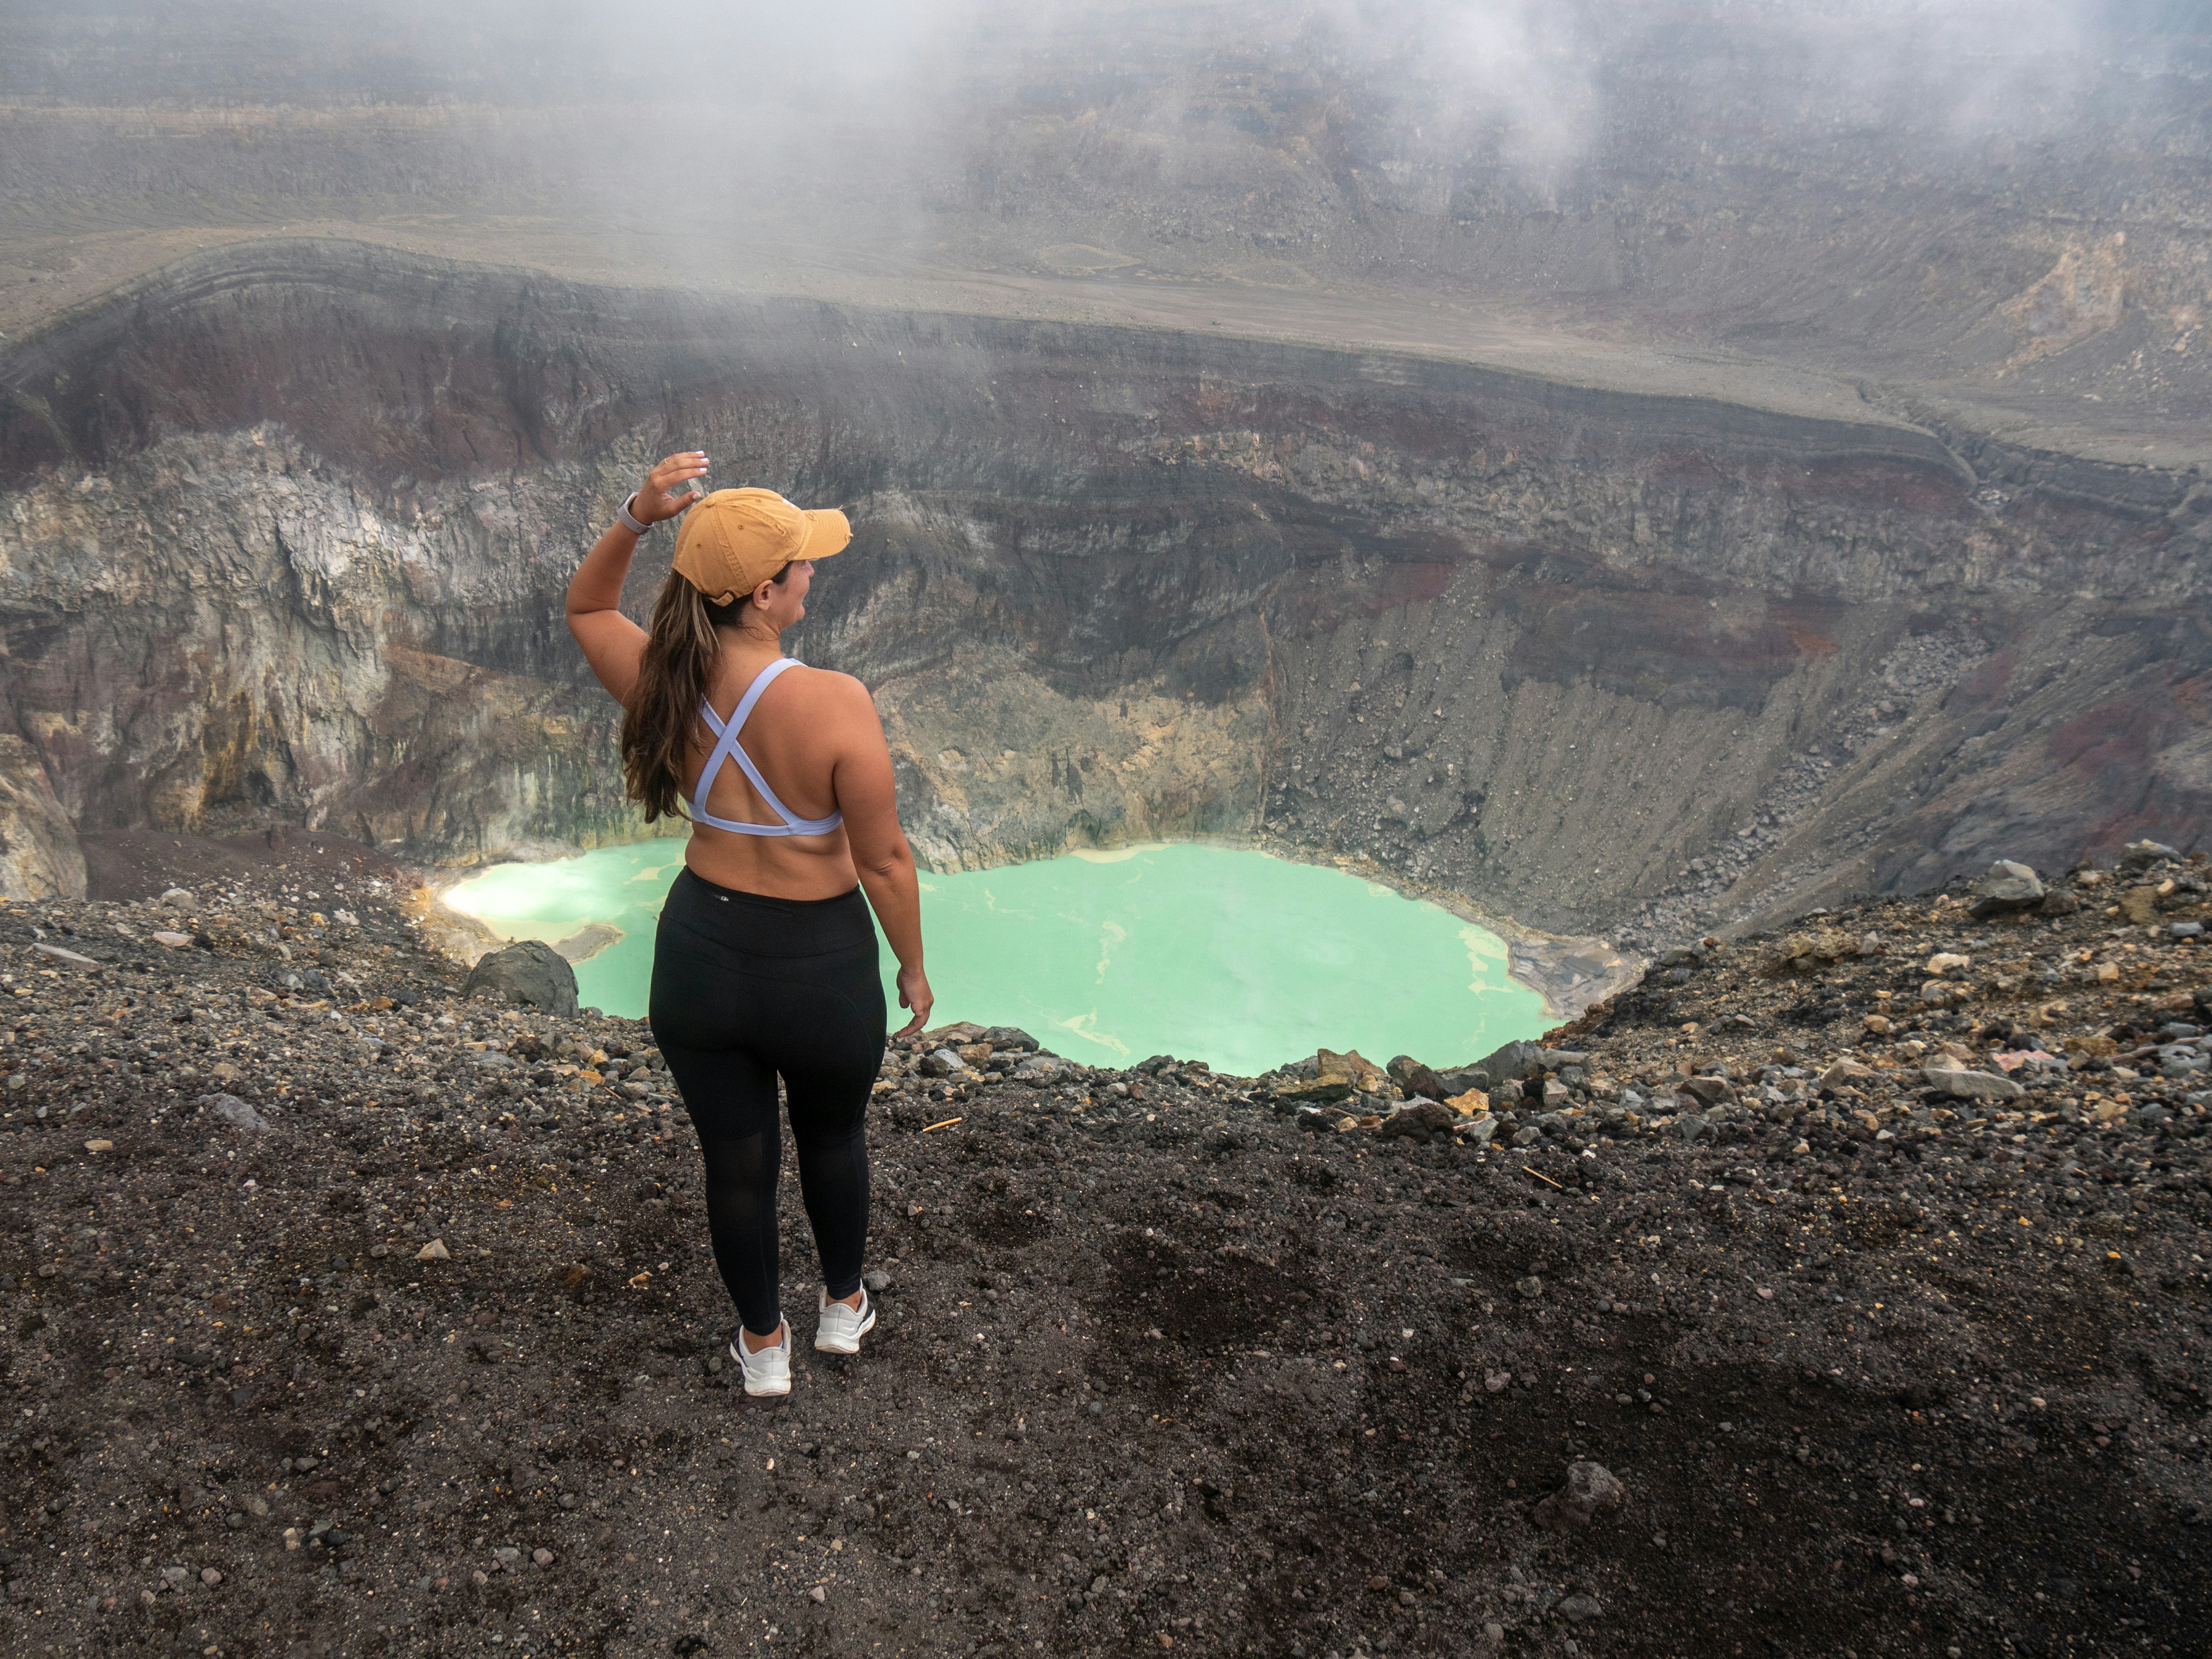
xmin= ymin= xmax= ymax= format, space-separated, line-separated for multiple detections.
xmin=740 ymin=1320 xmax=785 ymax=1353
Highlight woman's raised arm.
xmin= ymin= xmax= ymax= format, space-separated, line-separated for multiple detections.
xmin=566 ymin=450 xmax=711 ymax=708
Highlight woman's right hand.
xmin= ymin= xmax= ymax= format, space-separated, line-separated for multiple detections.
xmin=892 ymin=964 xmax=934 ymax=1041
xmin=635 ymin=451 xmax=710 ymax=525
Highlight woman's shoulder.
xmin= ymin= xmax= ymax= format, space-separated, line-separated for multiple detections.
xmin=786 ymin=662 xmax=873 ymax=706
xmin=720 ymin=655 xmax=862 ymax=696
xmin=762 ymin=663 xmax=877 ymax=739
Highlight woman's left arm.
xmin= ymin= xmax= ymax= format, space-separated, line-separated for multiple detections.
xmin=566 ymin=450 xmax=711 ymax=707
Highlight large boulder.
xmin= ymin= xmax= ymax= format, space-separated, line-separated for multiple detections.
xmin=1970 ymin=859 xmax=2045 ymax=919
xmin=462 ymin=941 xmax=578 ymax=1016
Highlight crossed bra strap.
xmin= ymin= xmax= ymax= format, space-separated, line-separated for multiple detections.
xmin=688 ymin=657 xmax=844 ymax=837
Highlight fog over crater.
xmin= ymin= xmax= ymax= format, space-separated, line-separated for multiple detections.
xmin=0 ymin=0 xmax=2205 ymax=999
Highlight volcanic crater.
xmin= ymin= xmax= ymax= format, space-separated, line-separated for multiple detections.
xmin=1 ymin=238 xmax=2202 ymax=990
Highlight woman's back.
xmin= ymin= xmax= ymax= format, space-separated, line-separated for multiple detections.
xmin=683 ymin=643 xmax=869 ymax=900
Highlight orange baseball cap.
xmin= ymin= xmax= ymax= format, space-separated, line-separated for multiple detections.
xmin=671 ymin=487 xmax=853 ymax=604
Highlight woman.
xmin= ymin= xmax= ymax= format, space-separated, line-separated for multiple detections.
xmin=566 ymin=451 xmax=931 ymax=1399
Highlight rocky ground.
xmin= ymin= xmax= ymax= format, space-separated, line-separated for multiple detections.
xmin=0 ymin=839 xmax=2206 ymax=1658
xmin=1603 ymin=627 xmax=1995 ymax=959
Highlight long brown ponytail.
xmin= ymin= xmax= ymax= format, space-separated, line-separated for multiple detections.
xmin=621 ymin=566 xmax=789 ymax=820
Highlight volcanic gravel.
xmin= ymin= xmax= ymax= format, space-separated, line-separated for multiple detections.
xmin=0 ymin=844 xmax=2206 ymax=1658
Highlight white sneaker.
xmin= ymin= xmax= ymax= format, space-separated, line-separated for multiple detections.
xmin=814 ymin=1286 xmax=876 ymax=1355
xmin=730 ymin=1318 xmax=791 ymax=1397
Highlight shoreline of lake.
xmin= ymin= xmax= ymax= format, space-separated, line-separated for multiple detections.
xmin=420 ymin=831 xmax=1637 ymax=1022
xmin=435 ymin=839 xmax=1552 ymax=1077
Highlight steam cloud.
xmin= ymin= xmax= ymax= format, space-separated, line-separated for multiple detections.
xmin=2 ymin=1 xmax=2188 ymax=261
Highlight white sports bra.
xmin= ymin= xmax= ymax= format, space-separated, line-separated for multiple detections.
xmin=688 ymin=658 xmax=843 ymax=838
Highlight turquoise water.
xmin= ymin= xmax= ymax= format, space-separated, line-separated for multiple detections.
xmin=444 ymin=840 xmax=1546 ymax=1077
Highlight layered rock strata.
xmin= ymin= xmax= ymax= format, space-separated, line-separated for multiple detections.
xmin=0 ymin=241 xmax=2203 ymax=961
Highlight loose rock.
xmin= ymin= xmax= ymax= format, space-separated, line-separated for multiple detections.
xmin=1921 ymin=1065 xmax=2025 ymax=1101
xmin=200 ymin=1092 xmax=268 ymax=1131
xmin=460 ymin=940 xmax=579 ymax=1016
xmin=1532 ymin=1463 xmax=1628 ymax=1533
xmin=1970 ymin=859 xmax=2044 ymax=918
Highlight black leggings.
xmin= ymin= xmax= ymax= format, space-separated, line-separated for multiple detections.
xmin=649 ymin=869 xmax=886 ymax=1339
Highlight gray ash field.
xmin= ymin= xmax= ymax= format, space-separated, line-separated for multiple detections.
xmin=0 ymin=842 xmax=2207 ymax=1658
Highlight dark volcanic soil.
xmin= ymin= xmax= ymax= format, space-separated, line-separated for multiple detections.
xmin=0 ymin=847 xmax=2207 ymax=1658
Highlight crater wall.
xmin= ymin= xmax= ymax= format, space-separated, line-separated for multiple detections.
xmin=0 ymin=241 xmax=2203 ymax=961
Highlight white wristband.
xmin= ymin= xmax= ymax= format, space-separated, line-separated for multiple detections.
xmin=618 ymin=494 xmax=652 ymax=537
